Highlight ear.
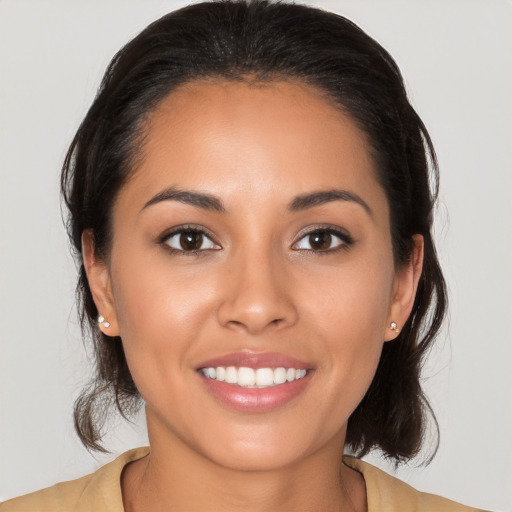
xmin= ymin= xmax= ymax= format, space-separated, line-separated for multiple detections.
xmin=384 ymin=234 xmax=424 ymax=341
xmin=82 ymin=230 xmax=119 ymax=336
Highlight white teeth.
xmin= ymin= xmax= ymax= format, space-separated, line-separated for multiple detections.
xmin=295 ymin=369 xmax=307 ymax=379
xmin=238 ymin=367 xmax=256 ymax=386
xmin=273 ymin=367 xmax=287 ymax=384
xmin=200 ymin=366 xmax=308 ymax=388
xmin=225 ymin=366 xmax=238 ymax=384
xmin=256 ymin=368 xmax=274 ymax=386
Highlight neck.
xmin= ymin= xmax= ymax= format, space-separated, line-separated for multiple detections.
xmin=122 ymin=413 xmax=366 ymax=512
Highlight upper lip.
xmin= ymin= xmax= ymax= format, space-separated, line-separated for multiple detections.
xmin=196 ymin=351 xmax=312 ymax=370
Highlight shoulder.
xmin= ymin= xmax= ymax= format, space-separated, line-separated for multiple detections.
xmin=0 ymin=474 xmax=94 ymax=512
xmin=0 ymin=447 xmax=150 ymax=512
xmin=343 ymin=457 xmax=487 ymax=512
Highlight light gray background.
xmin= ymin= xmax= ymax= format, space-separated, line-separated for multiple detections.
xmin=0 ymin=1 xmax=511 ymax=510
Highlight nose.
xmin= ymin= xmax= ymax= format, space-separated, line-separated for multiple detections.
xmin=216 ymin=249 xmax=298 ymax=335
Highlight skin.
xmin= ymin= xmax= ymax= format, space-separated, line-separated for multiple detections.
xmin=83 ymin=80 xmax=423 ymax=512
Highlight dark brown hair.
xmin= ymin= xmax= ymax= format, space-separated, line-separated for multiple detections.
xmin=62 ymin=0 xmax=446 ymax=462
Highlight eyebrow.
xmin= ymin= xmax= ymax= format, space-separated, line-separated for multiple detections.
xmin=142 ymin=187 xmax=227 ymax=213
xmin=142 ymin=186 xmax=371 ymax=216
xmin=288 ymin=189 xmax=372 ymax=216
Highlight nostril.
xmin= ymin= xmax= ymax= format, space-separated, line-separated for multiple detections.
xmin=223 ymin=315 xmax=289 ymax=334
xmin=216 ymin=278 xmax=299 ymax=333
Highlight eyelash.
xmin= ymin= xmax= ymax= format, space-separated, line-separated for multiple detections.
xmin=292 ymin=226 xmax=353 ymax=254
xmin=159 ymin=224 xmax=220 ymax=256
xmin=159 ymin=224 xmax=353 ymax=256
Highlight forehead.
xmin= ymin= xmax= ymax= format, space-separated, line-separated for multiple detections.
xmin=123 ymin=79 xmax=385 ymax=212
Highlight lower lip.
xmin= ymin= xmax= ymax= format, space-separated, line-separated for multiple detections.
xmin=199 ymin=372 xmax=313 ymax=412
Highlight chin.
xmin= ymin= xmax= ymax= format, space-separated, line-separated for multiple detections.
xmin=192 ymin=422 xmax=338 ymax=473
xmin=205 ymin=443 xmax=308 ymax=473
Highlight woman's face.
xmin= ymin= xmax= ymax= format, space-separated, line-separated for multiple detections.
xmin=86 ymin=80 xmax=421 ymax=471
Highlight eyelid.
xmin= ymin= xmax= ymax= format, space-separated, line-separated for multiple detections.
xmin=291 ymin=224 xmax=354 ymax=251
xmin=157 ymin=223 xmax=352 ymax=254
xmin=158 ymin=224 xmax=222 ymax=252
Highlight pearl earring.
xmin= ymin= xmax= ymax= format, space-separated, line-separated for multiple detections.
xmin=97 ymin=315 xmax=111 ymax=328
xmin=390 ymin=321 xmax=400 ymax=333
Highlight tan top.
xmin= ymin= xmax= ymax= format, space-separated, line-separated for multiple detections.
xmin=0 ymin=447 xmax=485 ymax=512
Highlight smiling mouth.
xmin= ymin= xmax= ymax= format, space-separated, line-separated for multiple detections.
xmin=199 ymin=366 xmax=308 ymax=388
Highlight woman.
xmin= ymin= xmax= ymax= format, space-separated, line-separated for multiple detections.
xmin=0 ymin=1 xmax=494 ymax=510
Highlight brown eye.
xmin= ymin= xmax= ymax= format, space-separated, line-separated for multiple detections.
xmin=293 ymin=228 xmax=351 ymax=252
xmin=164 ymin=229 xmax=220 ymax=252
xmin=308 ymin=231 xmax=333 ymax=250
xmin=180 ymin=231 xmax=203 ymax=250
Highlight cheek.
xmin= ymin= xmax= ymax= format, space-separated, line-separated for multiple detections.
xmin=111 ymin=239 xmax=218 ymax=329
xmin=304 ymin=251 xmax=394 ymax=399
xmin=108 ymin=248 xmax=219 ymax=390
xmin=305 ymin=250 xmax=394 ymax=343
